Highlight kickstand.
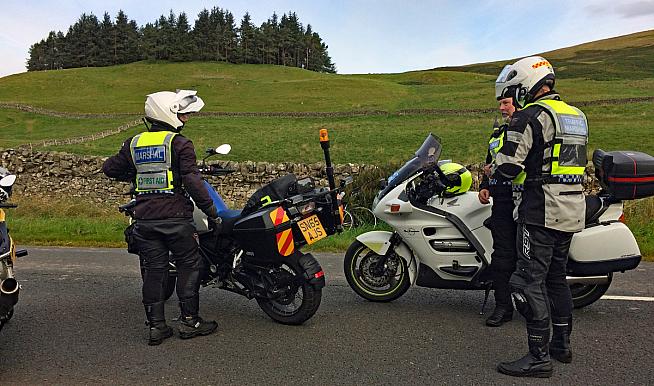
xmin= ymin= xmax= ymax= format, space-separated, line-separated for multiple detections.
xmin=480 ymin=284 xmax=492 ymax=315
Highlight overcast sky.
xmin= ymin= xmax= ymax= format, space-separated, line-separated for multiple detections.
xmin=1 ymin=0 xmax=653 ymax=77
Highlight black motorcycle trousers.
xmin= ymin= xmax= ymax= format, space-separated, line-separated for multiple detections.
xmin=509 ymin=222 xmax=574 ymax=325
xmin=489 ymin=198 xmax=517 ymax=308
xmin=134 ymin=219 xmax=203 ymax=306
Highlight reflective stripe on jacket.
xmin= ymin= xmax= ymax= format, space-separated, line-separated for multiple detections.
xmin=522 ymin=99 xmax=588 ymax=184
xmin=488 ymin=125 xmax=526 ymax=191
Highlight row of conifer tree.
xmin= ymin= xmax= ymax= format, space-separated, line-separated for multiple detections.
xmin=27 ymin=8 xmax=336 ymax=73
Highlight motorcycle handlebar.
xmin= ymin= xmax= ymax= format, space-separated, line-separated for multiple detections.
xmin=0 ymin=203 xmax=17 ymax=208
xmin=200 ymin=164 xmax=236 ymax=176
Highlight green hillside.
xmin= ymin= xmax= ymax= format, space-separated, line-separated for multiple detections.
xmin=437 ymin=29 xmax=654 ymax=80
xmin=1 ymin=30 xmax=654 ymax=116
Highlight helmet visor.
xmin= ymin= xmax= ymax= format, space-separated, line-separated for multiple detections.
xmin=179 ymin=95 xmax=198 ymax=111
xmin=178 ymin=95 xmax=205 ymax=114
xmin=495 ymin=65 xmax=515 ymax=84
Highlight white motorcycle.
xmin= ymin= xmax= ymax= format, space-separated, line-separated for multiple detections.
xmin=344 ymin=134 xmax=643 ymax=309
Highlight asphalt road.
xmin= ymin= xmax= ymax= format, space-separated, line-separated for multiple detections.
xmin=1 ymin=247 xmax=653 ymax=385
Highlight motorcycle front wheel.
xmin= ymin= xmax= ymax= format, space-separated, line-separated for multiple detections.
xmin=344 ymin=240 xmax=410 ymax=302
xmin=570 ymin=273 xmax=612 ymax=309
xmin=256 ymin=257 xmax=322 ymax=325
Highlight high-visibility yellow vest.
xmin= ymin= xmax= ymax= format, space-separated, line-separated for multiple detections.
xmin=129 ymin=131 xmax=177 ymax=193
xmin=524 ymin=99 xmax=588 ymax=184
xmin=489 ymin=127 xmax=526 ymax=190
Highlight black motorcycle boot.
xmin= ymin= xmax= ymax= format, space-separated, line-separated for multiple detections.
xmin=550 ymin=316 xmax=573 ymax=363
xmin=144 ymin=302 xmax=173 ymax=346
xmin=485 ymin=306 xmax=513 ymax=327
xmin=178 ymin=297 xmax=218 ymax=339
xmin=486 ymin=274 xmax=513 ymax=327
xmin=497 ymin=325 xmax=553 ymax=378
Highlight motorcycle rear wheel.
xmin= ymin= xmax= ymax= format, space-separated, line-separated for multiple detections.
xmin=256 ymin=257 xmax=322 ymax=325
xmin=0 ymin=308 xmax=13 ymax=331
xmin=344 ymin=240 xmax=410 ymax=302
xmin=570 ymin=274 xmax=612 ymax=309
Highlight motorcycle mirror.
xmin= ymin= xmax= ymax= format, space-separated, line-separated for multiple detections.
xmin=215 ymin=144 xmax=232 ymax=155
xmin=340 ymin=176 xmax=353 ymax=188
xmin=0 ymin=175 xmax=16 ymax=187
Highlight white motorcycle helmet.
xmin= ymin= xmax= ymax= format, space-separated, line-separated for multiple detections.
xmin=495 ymin=56 xmax=555 ymax=107
xmin=144 ymin=89 xmax=205 ymax=131
xmin=0 ymin=166 xmax=12 ymax=202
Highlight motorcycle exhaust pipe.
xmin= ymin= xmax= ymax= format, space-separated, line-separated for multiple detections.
xmin=566 ymin=275 xmax=611 ymax=285
xmin=0 ymin=278 xmax=19 ymax=310
xmin=1 ymin=278 xmax=19 ymax=295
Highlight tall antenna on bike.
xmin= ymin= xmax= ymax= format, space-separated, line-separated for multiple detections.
xmin=320 ymin=128 xmax=342 ymax=231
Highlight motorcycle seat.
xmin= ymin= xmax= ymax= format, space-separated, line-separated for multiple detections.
xmin=218 ymin=209 xmax=242 ymax=234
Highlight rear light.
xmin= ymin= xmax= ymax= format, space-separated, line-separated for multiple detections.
xmin=314 ymin=270 xmax=325 ymax=279
xmin=619 ymin=213 xmax=626 ymax=223
xmin=390 ymin=204 xmax=401 ymax=212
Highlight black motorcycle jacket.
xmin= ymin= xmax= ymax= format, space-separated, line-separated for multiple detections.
xmin=103 ymin=124 xmax=218 ymax=221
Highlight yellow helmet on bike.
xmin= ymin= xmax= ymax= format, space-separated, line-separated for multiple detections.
xmin=440 ymin=162 xmax=472 ymax=196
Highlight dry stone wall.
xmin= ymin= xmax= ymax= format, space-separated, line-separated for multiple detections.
xmin=0 ymin=148 xmax=378 ymax=208
xmin=0 ymin=148 xmax=599 ymax=208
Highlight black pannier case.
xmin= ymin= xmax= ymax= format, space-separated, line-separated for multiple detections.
xmin=593 ymin=149 xmax=654 ymax=200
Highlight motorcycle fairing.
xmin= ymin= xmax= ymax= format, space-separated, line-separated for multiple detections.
xmin=375 ymin=176 xmax=486 ymax=284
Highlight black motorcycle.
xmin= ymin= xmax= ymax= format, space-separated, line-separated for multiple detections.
xmin=120 ymin=130 xmax=347 ymax=325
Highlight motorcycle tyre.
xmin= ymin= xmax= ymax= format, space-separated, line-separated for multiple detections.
xmin=0 ymin=308 xmax=13 ymax=331
xmin=344 ymin=240 xmax=410 ymax=303
xmin=570 ymin=274 xmax=612 ymax=309
xmin=256 ymin=256 xmax=322 ymax=326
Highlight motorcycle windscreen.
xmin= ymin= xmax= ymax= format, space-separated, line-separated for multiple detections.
xmin=378 ymin=133 xmax=442 ymax=199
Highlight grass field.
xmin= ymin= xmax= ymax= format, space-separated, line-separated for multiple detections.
xmin=1 ymin=62 xmax=654 ymax=115
xmin=0 ymin=109 xmax=129 ymax=148
xmin=1 ymin=29 xmax=653 ymax=258
xmin=4 ymin=193 xmax=381 ymax=252
xmin=26 ymin=101 xmax=653 ymax=165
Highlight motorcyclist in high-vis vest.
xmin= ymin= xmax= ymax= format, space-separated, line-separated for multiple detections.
xmin=103 ymin=90 xmax=220 ymax=345
xmin=478 ymin=91 xmax=523 ymax=328
xmin=492 ymin=57 xmax=588 ymax=378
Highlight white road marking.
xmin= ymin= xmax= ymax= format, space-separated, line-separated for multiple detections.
xmin=601 ymin=295 xmax=654 ymax=302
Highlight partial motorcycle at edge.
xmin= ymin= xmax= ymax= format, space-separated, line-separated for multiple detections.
xmin=0 ymin=171 xmax=28 ymax=332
